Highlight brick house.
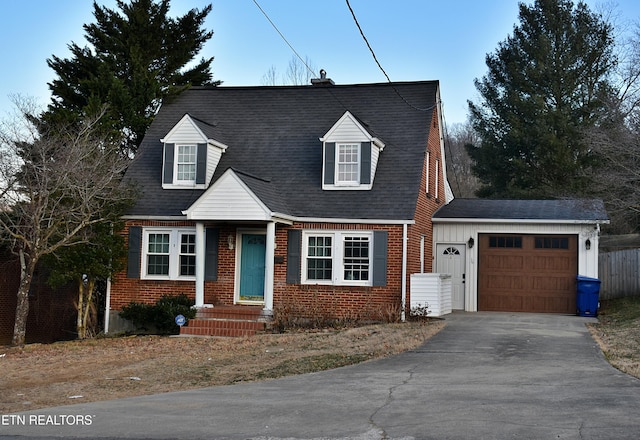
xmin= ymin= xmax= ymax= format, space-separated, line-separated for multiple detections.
xmin=106 ymin=79 xmax=453 ymax=335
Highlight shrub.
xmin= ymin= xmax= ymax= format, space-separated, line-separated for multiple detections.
xmin=410 ymin=302 xmax=431 ymax=319
xmin=120 ymin=294 xmax=197 ymax=335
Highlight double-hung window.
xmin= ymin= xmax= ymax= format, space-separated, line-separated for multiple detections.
xmin=147 ymin=233 xmax=170 ymax=275
xmin=179 ymin=232 xmax=196 ymax=276
xmin=307 ymin=235 xmax=333 ymax=281
xmin=336 ymin=143 xmax=360 ymax=185
xmin=303 ymin=231 xmax=372 ymax=285
xmin=176 ymin=145 xmax=197 ymax=183
xmin=343 ymin=236 xmax=369 ymax=281
xmin=142 ymin=229 xmax=196 ymax=279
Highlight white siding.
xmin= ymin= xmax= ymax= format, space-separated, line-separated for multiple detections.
xmin=206 ymin=147 xmax=224 ymax=186
xmin=371 ymin=147 xmax=381 ymax=185
xmin=185 ymin=171 xmax=271 ymax=221
xmin=163 ymin=116 xmax=207 ymax=144
xmin=433 ymin=221 xmax=601 ymax=312
xmin=410 ymin=273 xmax=452 ymax=317
xmin=329 ymin=119 xmax=369 ymax=142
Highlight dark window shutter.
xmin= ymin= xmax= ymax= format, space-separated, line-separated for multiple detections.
xmin=205 ymin=228 xmax=219 ymax=281
xmin=286 ymin=229 xmax=302 ymax=284
xmin=127 ymin=226 xmax=142 ymax=278
xmin=163 ymin=143 xmax=174 ymax=184
xmin=196 ymin=143 xmax=207 ymax=185
xmin=360 ymin=141 xmax=371 ymax=184
xmin=372 ymin=231 xmax=388 ymax=286
xmin=324 ymin=142 xmax=335 ymax=185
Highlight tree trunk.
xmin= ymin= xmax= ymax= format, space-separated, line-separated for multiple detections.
xmin=77 ymin=277 xmax=96 ymax=340
xmin=12 ymin=250 xmax=37 ymax=346
xmin=76 ymin=278 xmax=85 ymax=340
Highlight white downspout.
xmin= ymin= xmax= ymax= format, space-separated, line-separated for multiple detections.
xmin=401 ymin=223 xmax=408 ymax=322
xmin=104 ymin=278 xmax=112 ymax=334
xmin=420 ymin=235 xmax=425 ymax=273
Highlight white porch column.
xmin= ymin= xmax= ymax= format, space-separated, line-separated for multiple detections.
xmin=195 ymin=222 xmax=205 ymax=307
xmin=264 ymin=221 xmax=276 ymax=312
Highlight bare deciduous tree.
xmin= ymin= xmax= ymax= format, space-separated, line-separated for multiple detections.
xmin=582 ymin=24 xmax=640 ymax=233
xmin=261 ymin=56 xmax=317 ymax=86
xmin=444 ymin=122 xmax=481 ymax=198
xmin=0 ymin=97 xmax=134 ymax=346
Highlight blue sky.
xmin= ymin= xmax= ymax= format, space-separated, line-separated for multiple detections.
xmin=1 ymin=0 xmax=639 ymax=125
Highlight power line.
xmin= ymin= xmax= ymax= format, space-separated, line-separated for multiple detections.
xmin=251 ymin=0 xmax=316 ymax=79
xmin=251 ymin=0 xmax=349 ymax=110
xmin=345 ymin=0 xmax=435 ymax=113
xmin=345 ymin=0 xmax=392 ymax=83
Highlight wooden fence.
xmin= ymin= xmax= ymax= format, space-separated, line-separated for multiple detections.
xmin=598 ymin=249 xmax=640 ymax=300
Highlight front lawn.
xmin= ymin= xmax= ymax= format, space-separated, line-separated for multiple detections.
xmin=589 ymin=296 xmax=640 ymax=379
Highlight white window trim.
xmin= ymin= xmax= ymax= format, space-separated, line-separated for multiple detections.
xmin=175 ymin=144 xmax=197 ymax=184
xmin=302 ymin=230 xmax=373 ymax=286
xmin=425 ymin=150 xmax=430 ymax=195
xmin=162 ymin=144 xmax=207 ymax=190
xmin=141 ymin=228 xmax=197 ymax=280
xmin=435 ymin=158 xmax=440 ymax=200
xmin=335 ymin=143 xmax=361 ymax=186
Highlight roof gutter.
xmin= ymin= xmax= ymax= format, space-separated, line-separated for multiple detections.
xmin=432 ymin=218 xmax=610 ymax=225
xmin=122 ymin=214 xmax=415 ymax=226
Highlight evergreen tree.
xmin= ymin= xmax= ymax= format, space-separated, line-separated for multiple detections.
xmin=467 ymin=0 xmax=616 ymax=198
xmin=44 ymin=0 xmax=218 ymax=156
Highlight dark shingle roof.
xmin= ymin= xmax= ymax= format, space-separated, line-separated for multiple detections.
xmin=124 ymin=81 xmax=439 ymax=219
xmin=433 ymin=199 xmax=609 ymax=222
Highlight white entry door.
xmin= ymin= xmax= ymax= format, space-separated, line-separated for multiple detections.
xmin=436 ymin=244 xmax=466 ymax=310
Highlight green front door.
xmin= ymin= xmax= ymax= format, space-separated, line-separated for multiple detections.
xmin=239 ymin=234 xmax=266 ymax=302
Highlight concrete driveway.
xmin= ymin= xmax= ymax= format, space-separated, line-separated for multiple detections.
xmin=2 ymin=312 xmax=640 ymax=440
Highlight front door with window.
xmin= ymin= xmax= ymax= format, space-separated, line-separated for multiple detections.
xmin=436 ymin=244 xmax=466 ymax=310
xmin=239 ymin=234 xmax=266 ymax=302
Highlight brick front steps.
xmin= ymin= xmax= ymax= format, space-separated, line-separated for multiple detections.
xmin=179 ymin=305 xmax=269 ymax=337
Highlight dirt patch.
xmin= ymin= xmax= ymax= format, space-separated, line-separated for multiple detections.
xmin=0 ymin=321 xmax=443 ymax=414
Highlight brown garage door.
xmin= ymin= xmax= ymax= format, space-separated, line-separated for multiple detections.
xmin=478 ymin=234 xmax=577 ymax=313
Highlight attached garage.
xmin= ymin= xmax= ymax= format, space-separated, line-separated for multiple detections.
xmin=478 ymin=234 xmax=577 ymax=313
xmin=432 ymin=199 xmax=609 ymax=313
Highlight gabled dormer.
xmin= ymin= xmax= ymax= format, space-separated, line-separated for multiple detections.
xmin=161 ymin=114 xmax=228 ymax=189
xmin=320 ymin=111 xmax=385 ymax=190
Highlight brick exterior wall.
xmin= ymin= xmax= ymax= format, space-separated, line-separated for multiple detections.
xmin=110 ymin=221 xmax=405 ymax=322
xmin=406 ymin=109 xmax=445 ymax=306
xmin=109 ymin=108 xmax=445 ymax=327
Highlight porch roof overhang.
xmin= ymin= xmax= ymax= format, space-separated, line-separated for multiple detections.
xmin=182 ymin=168 xmax=293 ymax=224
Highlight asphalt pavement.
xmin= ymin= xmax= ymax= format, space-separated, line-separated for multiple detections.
xmin=2 ymin=312 xmax=640 ymax=440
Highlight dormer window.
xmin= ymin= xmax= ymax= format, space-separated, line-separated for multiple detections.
xmin=337 ymin=143 xmax=360 ymax=185
xmin=160 ymin=114 xmax=229 ymax=190
xmin=163 ymin=142 xmax=206 ymax=188
xmin=320 ymin=111 xmax=385 ymax=191
xmin=176 ymin=145 xmax=197 ymax=183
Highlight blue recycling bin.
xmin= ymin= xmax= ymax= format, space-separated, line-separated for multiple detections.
xmin=576 ymin=275 xmax=601 ymax=317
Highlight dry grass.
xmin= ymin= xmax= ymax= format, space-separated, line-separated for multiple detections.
xmin=0 ymin=321 xmax=444 ymax=414
xmin=588 ymin=296 xmax=640 ymax=379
